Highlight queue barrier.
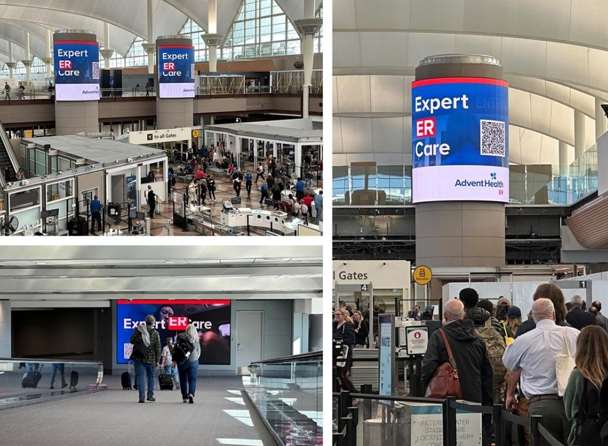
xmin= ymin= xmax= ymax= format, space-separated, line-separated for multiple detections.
xmin=333 ymin=391 xmax=566 ymax=446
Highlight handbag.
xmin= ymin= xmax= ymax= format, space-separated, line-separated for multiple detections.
xmin=426 ymin=329 xmax=463 ymax=399
xmin=555 ymin=328 xmax=576 ymax=397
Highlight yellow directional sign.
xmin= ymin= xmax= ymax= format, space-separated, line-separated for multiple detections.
xmin=413 ymin=265 xmax=432 ymax=286
xmin=192 ymin=129 xmax=201 ymax=138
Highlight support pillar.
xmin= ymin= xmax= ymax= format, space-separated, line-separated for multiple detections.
xmin=100 ymin=49 xmax=114 ymax=70
xmin=559 ymin=140 xmax=569 ymax=177
xmin=46 ymin=29 xmax=53 ymax=77
xmin=143 ymin=43 xmax=156 ymax=76
xmin=0 ymin=300 xmax=11 ymax=358
xmin=155 ymin=35 xmax=194 ymax=129
xmin=202 ymin=34 xmax=222 ymax=73
xmin=595 ymin=97 xmax=607 ymax=139
xmin=295 ymin=15 xmax=322 ymax=119
xmin=6 ymin=63 xmax=15 ymax=82
xmin=53 ymin=31 xmax=100 ymax=135
xmin=101 ymin=23 xmax=114 ymax=69
xmin=575 ymin=110 xmax=587 ymax=162
xmin=22 ymin=60 xmax=32 ymax=83
xmin=145 ymin=0 xmax=156 ymax=75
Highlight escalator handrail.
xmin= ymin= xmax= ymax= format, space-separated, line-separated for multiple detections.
xmin=249 ymin=350 xmax=322 ymax=365
xmin=0 ymin=122 xmax=20 ymax=178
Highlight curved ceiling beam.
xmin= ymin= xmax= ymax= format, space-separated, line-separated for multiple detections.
xmin=333 ymin=31 xmax=608 ymax=97
xmin=334 ymin=0 xmax=608 ymax=53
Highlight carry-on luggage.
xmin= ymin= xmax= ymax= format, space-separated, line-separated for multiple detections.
xmin=69 ymin=370 xmax=79 ymax=391
xmin=264 ymin=198 xmax=274 ymax=206
xmin=231 ymin=196 xmax=241 ymax=205
xmin=121 ymin=371 xmax=132 ymax=390
xmin=158 ymin=373 xmax=173 ymax=390
xmin=22 ymin=371 xmax=42 ymax=388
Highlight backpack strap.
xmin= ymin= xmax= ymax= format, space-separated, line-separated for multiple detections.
xmin=439 ymin=328 xmax=459 ymax=373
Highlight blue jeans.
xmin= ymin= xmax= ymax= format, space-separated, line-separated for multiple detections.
xmin=133 ymin=360 xmax=155 ymax=401
xmin=177 ymin=360 xmax=199 ymax=399
xmin=50 ymin=363 xmax=66 ymax=388
xmin=163 ymin=364 xmax=179 ymax=385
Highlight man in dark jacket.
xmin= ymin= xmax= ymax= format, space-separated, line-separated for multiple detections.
xmin=591 ymin=301 xmax=608 ymax=332
xmin=422 ymin=299 xmax=493 ymax=404
xmin=130 ymin=315 xmax=161 ymax=403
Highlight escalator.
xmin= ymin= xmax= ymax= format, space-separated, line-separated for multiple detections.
xmin=0 ymin=122 xmax=20 ymax=185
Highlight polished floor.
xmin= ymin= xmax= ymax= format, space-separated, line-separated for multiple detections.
xmin=0 ymin=375 xmax=263 ymax=446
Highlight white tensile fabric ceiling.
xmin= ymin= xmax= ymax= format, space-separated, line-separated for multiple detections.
xmin=0 ymin=0 xmax=313 ymax=62
xmin=333 ymin=0 xmax=608 ymax=169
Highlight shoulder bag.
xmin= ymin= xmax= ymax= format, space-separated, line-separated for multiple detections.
xmin=426 ymin=329 xmax=464 ymax=399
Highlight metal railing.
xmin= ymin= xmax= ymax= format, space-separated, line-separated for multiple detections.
xmin=333 ymin=391 xmax=566 ymax=446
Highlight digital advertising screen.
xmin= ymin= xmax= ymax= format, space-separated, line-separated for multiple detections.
xmin=116 ymin=299 xmax=231 ymax=365
xmin=54 ymin=40 xmax=100 ymax=101
xmin=157 ymin=44 xmax=195 ymax=98
xmin=411 ymin=77 xmax=509 ymax=203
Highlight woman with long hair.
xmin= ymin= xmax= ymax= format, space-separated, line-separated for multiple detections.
xmin=564 ymin=326 xmax=608 ymax=445
xmin=175 ymin=324 xmax=201 ymax=404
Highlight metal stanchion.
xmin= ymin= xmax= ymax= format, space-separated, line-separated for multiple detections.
xmin=530 ymin=415 xmax=542 ymax=446
xmin=493 ymin=404 xmax=504 ymax=446
xmin=442 ymin=397 xmax=457 ymax=446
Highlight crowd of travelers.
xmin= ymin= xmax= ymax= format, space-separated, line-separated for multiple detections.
xmin=333 ymin=285 xmax=608 ymax=446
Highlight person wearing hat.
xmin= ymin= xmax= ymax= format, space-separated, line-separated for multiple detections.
xmin=129 ymin=315 xmax=162 ymax=403
xmin=506 ymin=306 xmax=522 ymax=340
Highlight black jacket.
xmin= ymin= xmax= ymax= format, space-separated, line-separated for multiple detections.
xmin=596 ymin=312 xmax=608 ymax=333
xmin=333 ymin=321 xmax=355 ymax=346
xmin=354 ymin=320 xmax=369 ymax=346
xmin=422 ymin=319 xmax=493 ymax=404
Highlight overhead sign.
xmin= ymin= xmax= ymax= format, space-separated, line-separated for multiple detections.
xmin=411 ymin=77 xmax=509 ymax=203
xmin=116 ymin=299 xmax=231 ymax=365
xmin=333 ymin=260 xmax=411 ymax=291
xmin=128 ymin=127 xmax=199 ymax=145
xmin=54 ymin=40 xmax=100 ymax=101
xmin=157 ymin=44 xmax=195 ymax=98
xmin=413 ymin=265 xmax=433 ymax=286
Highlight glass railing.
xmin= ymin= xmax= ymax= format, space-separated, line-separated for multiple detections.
xmin=0 ymin=358 xmax=104 ymax=409
xmin=244 ymin=351 xmax=323 ymax=446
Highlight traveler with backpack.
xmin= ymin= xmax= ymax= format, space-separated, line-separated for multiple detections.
xmin=174 ymin=324 xmax=201 ymax=404
xmin=422 ymin=299 xmax=494 ymax=404
xmin=129 ymin=315 xmax=161 ymax=403
xmin=160 ymin=338 xmax=179 ymax=389
xmin=564 ymin=325 xmax=608 ymax=446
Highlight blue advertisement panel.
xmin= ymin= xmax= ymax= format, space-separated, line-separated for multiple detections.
xmin=116 ymin=299 xmax=231 ymax=365
xmin=411 ymin=77 xmax=509 ymax=203
xmin=54 ymin=40 xmax=100 ymax=101
xmin=157 ymin=45 xmax=195 ymax=98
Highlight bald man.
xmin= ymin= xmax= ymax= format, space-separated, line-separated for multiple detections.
xmin=503 ymin=298 xmax=579 ymax=445
xmin=422 ymin=299 xmax=493 ymax=404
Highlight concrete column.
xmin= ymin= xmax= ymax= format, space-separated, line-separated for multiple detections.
xmin=559 ymin=140 xmax=569 ymax=177
xmin=0 ymin=300 xmax=11 ymax=357
xmin=100 ymin=49 xmax=114 ymax=69
xmin=235 ymin=136 xmax=242 ymax=170
xmin=273 ymin=141 xmax=278 ymax=158
xmin=53 ymin=31 xmax=100 ymax=135
xmin=595 ymin=97 xmax=607 ymax=139
xmin=6 ymin=63 xmax=15 ymax=82
xmin=202 ymin=34 xmax=222 ymax=73
xmin=22 ymin=60 xmax=32 ymax=83
xmin=208 ymin=0 xmax=218 ymax=33
xmin=46 ymin=29 xmax=53 ymax=76
xmin=155 ymin=35 xmax=194 ymax=129
xmin=145 ymin=0 xmax=155 ymax=75
xmin=101 ymin=23 xmax=114 ymax=69
xmin=575 ymin=110 xmax=586 ymax=162
xmin=295 ymin=8 xmax=322 ymax=119
xmin=295 ymin=143 xmax=303 ymax=178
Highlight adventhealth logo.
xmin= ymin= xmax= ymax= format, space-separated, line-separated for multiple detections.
xmin=455 ymin=172 xmax=504 ymax=189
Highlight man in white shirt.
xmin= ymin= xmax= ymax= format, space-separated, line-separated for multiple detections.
xmin=502 ymin=298 xmax=579 ymax=445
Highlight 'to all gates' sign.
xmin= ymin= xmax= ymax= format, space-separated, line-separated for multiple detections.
xmin=411 ymin=77 xmax=509 ymax=203
xmin=54 ymin=40 xmax=100 ymax=101
xmin=157 ymin=44 xmax=196 ymax=98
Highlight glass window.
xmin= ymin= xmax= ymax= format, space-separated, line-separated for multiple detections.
xmin=351 ymin=163 xmax=377 ymax=206
xmin=221 ymin=0 xmax=303 ymax=59
xmin=9 ymin=188 xmax=40 ymax=211
xmin=333 ymin=166 xmax=349 ymax=205
xmin=377 ymin=165 xmax=406 ymax=205
xmin=178 ymin=18 xmax=208 ymax=62
xmin=125 ymin=37 xmax=148 ymax=67
xmin=46 ymin=179 xmax=74 ymax=203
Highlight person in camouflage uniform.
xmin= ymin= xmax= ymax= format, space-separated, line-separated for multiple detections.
xmin=130 ymin=315 xmax=161 ymax=403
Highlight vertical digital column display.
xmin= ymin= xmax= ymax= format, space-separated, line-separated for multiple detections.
xmin=54 ymin=40 xmax=100 ymax=101
xmin=157 ymin=44 xmax=195 ymax=98
xmin=411 ymin=77 xmax=509 ymax=203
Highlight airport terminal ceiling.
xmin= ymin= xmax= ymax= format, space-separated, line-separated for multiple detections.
xmin=332 ymin=0 xmax=608 ymax=209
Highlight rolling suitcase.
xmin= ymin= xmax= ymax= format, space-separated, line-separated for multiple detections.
xmin=121 ymin=371 xmax=132 ymax=390
xmin=22 ymin=371 xmax=42 ymax=388
xmin=158 ymin=373 xmax=173 ymax=390
xmin=69 ymin=370 xmax=79 ymax=391
xmin=231 ymin=196 xmax=241 ymax=205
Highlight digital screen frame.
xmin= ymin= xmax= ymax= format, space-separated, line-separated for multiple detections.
xmin=157 ymin=44 xmax=196 ymax=98
xmin=115 ymin=299 xmax=231 ymax=365
xmin=411 ymin=77 xmax=509 ymax=204
xmin=54 ymin=39 xmax=100 ymax=101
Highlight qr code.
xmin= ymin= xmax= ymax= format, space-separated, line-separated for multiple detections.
xmin=92 ymin=62 xmax=100 ymax=80
xmin=480 ymin=119 xmax=506 ymax=157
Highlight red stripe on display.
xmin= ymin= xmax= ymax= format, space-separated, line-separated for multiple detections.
xmin=158 ymin=45 xmax=193 ymax=49
xmin=117 ymin=299 xmax=230 ymax=305
xmin=411 ymin=77 xmax=509 ymax=88
xmin=54 ymin=40 xmax=98 ymax=46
